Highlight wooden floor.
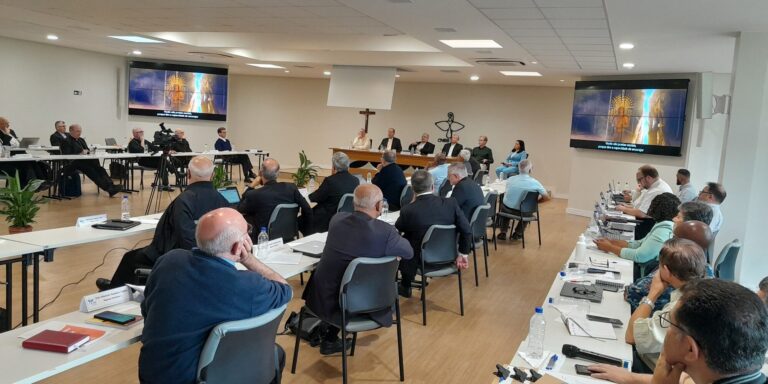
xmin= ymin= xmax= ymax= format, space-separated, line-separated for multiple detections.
xmin=0 ymin=176 xmax=587 ymax=384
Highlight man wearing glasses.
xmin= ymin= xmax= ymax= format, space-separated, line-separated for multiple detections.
xmin=617 ymin=165 xmax=673 ymax=219
xmin=697 ymin=182 xmax=726 ymax=232
xmin=50 ymin=120 xmax=68 ymax=146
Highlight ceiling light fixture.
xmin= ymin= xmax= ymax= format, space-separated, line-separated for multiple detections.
xmin=470 ymin=75 xmax=479 ymax=81
xmin=395 ymin=74 xmax=401 ymax=78
xmin=46 ymin=34 xmax=59 ymax=41
xmin=108 ymin=35 xmax=163 ymax=43
xmin=619 ymin=42 xmax=635 ymax=50
xmin=440 ymin=39 xmax=502 ymax=49
xmin=132 ymin=50 xmax=142 ymax=55
xmin=247 ymin=63 xmax=285 ymax=69
xmin=531 ymin=61 xmax=538 ymax=64
xmin=284 ymin=70 xmax=290 ymax=73
xmin=323 ymin=71 xmax=331 ymax=76
xmin=499 ymin=71 xmax=542 ymax=77
xmin=622 ymin=62 xmax=635 ymax=69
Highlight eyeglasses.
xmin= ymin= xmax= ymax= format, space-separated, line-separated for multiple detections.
xmin=698 ymin=190 xmax=712 ymax=195
xmin=659 ymin=311 xmax=697 ymax=342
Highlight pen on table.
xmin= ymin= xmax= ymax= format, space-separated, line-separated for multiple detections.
xmin=545 ymin=354 xmax=558 ymax=370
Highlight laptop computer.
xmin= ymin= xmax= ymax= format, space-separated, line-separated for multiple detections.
xmin=217 ymin=187 xmax=240 ymax=206
xmin=105 ymin=138 xmax=117 ymax=146
xmin=18 ymin=138 xmax=39 ymax=148
xmin=290 ymin=240 xmax=325 ymax=258
xmin=92 ymin=219 xmax=141 ymax=231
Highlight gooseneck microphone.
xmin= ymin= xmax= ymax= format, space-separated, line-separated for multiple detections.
xmin=562 ymin=344 xmax=623 ymax=367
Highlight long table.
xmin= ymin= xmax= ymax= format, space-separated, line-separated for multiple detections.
xmin=331 ymin=147 xmax=462 ymax=175
xmin=0 ymin=240 xmax=45 ymax=329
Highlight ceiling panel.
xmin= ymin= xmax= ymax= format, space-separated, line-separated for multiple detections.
xmin=503 ymin=28 xmax=557 ymax=37
xmin=534 ymin=0 xmax=603 ymax=7
xmin=483 ymin=8 xmax=544 ymax=19
xmin=493 ymin=19 xmax=551 ymax=28
xmin=469 ymin=0 xmax=536 ymax=7
xmin=561 ymin=36 xmax=611 ymax=44
xmin=304 ymin=6 xmax=365 ymax=18
xmin=514 ymin=36 xmax=562 ymax=44
xmin=570 ymin=50 xmax=614 ymax=57
xmin=540 ymin=7 xmax=605 ymax=19
xmin=548 ymin=19 xmax=608 ymax=28
xmin=566 ymin=44 xmax=613 ymax=51
xmin=555 ymin=28 xmax=609 ymax=37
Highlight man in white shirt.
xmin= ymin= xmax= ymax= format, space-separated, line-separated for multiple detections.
xmin=351 ymin=128 xmax=370 ymax=150
xmin=675 ymin=169 xmax=697 ymax=203
xmin=617 ymin=165 xmax=673 ymax=218
xmin=697 ymin=182 xmax=726 ymax=232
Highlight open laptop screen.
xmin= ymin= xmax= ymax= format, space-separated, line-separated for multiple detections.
xmin=218 ymin=187 xmax=240 ymax=205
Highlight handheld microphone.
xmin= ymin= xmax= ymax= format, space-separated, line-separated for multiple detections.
xmin=562 ymin=344 xmax=623 ymax=367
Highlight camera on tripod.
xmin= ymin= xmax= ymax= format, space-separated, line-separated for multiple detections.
xmin=152 ymin=122 xmax=178 ymax=152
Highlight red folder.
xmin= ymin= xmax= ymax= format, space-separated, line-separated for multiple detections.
xmin=22 ymin=329 xmax=90 ymax=353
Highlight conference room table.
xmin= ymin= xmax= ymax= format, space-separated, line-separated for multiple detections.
xmin=0 ymin=239 xmax=45 ymax=330
xmin=330 ymin=147 xmax=462 ymax=175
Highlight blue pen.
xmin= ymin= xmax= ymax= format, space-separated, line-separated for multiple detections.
xmin=546 ymin=354 xmax=558 ymax=370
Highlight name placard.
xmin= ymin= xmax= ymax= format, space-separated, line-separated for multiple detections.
xmin=75 ymin=214 xmax=108 ymax=228
xmin=79 ymin=286 xmax=132 ymax=313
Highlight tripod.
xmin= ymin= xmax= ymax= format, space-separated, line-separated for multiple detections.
xmin=144 ymin=151 xmax=183 ymax=214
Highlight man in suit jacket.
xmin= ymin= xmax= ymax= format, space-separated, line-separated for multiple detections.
xmin=49 ymin=120 xmax=68 ymax=146
xmin=372 ymin=150 xmax=406 ymax=211
xmin=303 ymin=184 xmax=413 ymax=354
xmin=447 ymin=163 xmax=485 ymax=222
xmin=395 ymin=170 xmax=471 ymax=297
xmin=441 ymin=133 xmax=463 ymax=157
xmin=97 ymin=156 xmax=230 ymax=290
xmin=0 ymin=117 xmax=50 ymax=189
xmin=471 ymin=135 xmax=494 ymax=167
xmin=60 ymin=124 xmax=120 ymax=196
xmin=214 ymin=127 xmax=255 ymax=182
xmin=170 ymin=128 xmax=193 ymax=166
xmin=408 ymin=132 xmax=436 ymax=155
xmin=378 ymin=127 xmax=402 ymax=152
xmin=238 ymin=158 xmax=312 ymax=239
xmin=309 ymin=152 xmax=359 ymax=233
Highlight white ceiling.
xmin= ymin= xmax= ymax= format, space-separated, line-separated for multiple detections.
xmin=0 ymin=0 xmax=765 ymax=86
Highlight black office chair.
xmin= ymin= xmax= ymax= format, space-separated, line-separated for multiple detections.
xmin=469 ymin=203 xmax=491 ymax=287
xmin=268 ymin=203 xmax=299 ymax=243
xmin=399 ymin=185 xmax=414 ymax=208
xmin=473 ymin=170 xmax=487 ymax=185
xmin=292 ymin=257 xmax=404 ymax=384
xmin=337 ymin=193 xmax=355 ymax=213
xmin=438 ymin=179 xmax=451 ymax=197
xmin=418 ymin=224 xmax=463 ymax=326
xmin=714 ymin=239 xmax=741 ymax=281
xmin=197 ymin=304 xmax=287 ymax=384
xmin=497 ymin=191 xmax=541 ymax=248
xmin=484 ymin=191 xmax=499 ymax=251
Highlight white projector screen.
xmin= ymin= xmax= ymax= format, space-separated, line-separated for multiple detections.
xmin=327 ymin=65 xmax=396 ymax=110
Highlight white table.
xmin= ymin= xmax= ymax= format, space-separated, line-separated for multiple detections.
xmin=0 ymin=239 xmax=45 ymax=329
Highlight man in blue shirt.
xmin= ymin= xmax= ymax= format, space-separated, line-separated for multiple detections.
xmin=428 ymin=153 xmax=450 ymax=193
xmin=140 ymin=208 xmax=292 ymax=384
xmin=214 ymin=127 xmax=256 ymax=182
xmin=497 ymin=159 xmax=549 ymax=240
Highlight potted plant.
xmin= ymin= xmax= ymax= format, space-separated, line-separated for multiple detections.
xmin=292 ymin=150 xmax=318 ymax=188
xmin=0 ymin=171 xmax=45 ymax=234
xmin=211 ymin=165 xmax=233 ymax=189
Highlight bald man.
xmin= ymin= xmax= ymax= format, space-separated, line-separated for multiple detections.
xmin=140 ymin=208 xmax=291 ymax=384
xmin=441 ymin=133 xmax=463 ymax=157
xmin=60 ymin=124 xmax=120 ymax=196
xmin=238 ymin=158 xmax=312 ymax=239
xmin=302 ymin=184 xmax=413 ymax=354
xmin=98 ymin=156 xmax=230 ymax=290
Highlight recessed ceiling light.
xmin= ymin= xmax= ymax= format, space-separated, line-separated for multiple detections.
xmin=499 ymin=71 xmax=542 ymax=77
xmin=108 ymin=35 xmax=163 ymax=43
xmin=470 ymin=75 xmax=479 ymax=81
xmin=619 ymin=42 xmax=635 ymax=50
xmin=395 ymin=74 xmax=401 ymax=78
xmin=323 ymin=71 xmax=331 ymax=76
xmin=247 ymin=63 xmax=285 ymax=69
xmin=440 ymin=39 xmax=502 ymax=49
xmin=132 ymin=50 xmax=142 ymax=55
xmin=531 ymin=61 xmax=538 ymax=64
xmin=46 ymin=34 xmax=59 ymax=41
xmin=623 ymin=62 xmax=635 ymax=69
xmin=560 ymin=79 xmax=565 ymax=82
xmin=284 ymin=70 xmax=290 ymax=73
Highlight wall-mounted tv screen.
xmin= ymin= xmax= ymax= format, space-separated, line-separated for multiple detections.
xmin=570 ymin=79 xmax=689 ymax=156
xmin=128 ymin=61 xmax=228 ymax=121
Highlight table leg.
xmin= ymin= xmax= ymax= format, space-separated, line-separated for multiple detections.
xmin=34 ymin=250 xmax=50 ymax=323
xmin=21 ymin=254 xmax=30 ymax=327
xmin=5 ymin=261 xmax=12 ymax=331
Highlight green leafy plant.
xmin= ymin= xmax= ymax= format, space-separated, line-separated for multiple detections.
xmin=0 ymin=171 xmax=45 ymax=228
xmin=292 ymin=150 xmax=319 ymax=188
xmin=211 ymin=165 xmax=233 ymax=189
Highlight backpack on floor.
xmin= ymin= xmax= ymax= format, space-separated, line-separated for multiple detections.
xmin=59 ymin=171 xmax=82 ymax=197
xmin=282 ymin=308 xmax=323 ymax=347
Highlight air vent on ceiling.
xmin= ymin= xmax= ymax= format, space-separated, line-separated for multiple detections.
xmin=475 ymin=49 xmax=493 ymax=54
xmin=434 ymin=27 xmax=457 ymax=33
xmin=440 ymin=69 xmax=461 ymax=73
xmin=188 ymin=51 xmax=233 ymax=59
xmin=294 ymin=65 xmax=314 ymax=68
xmin=474 ymin=59 xmax=526 ymax=67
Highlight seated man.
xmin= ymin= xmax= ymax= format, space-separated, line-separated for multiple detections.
xmin=49 ymin=120 xmax=68 ymax=146
xmin=214 ymin=127 xmax=256 ymax=182
xmin=395 ymin=170 xmax=470 ymax=297
xmin=59 ymin=124 xmax=120 ymax=196
xmin=302 ymin=184 xmax=413 ymax=354
xmin=171 ymin=128 xmax=193 ymax=166
xmin=351 ymin=128 xmax=371 ymax=150
xmin=139 ymin=208 xmax=292 ymax=384
xmin=238 ymin=158 xmax=312 ymax=238
xmin=697 ymin=182 xmax=726 ymax=232
xmin=441 ymin=134 xmax=463 ymax=157
xmin=497 ymin=159 xmax=549 ymax=240
xmin=97 ymin=156 xmax=229 ymax=290
xmin=617 ymin=165 xmax=673 ymax=219
xmin=589 ymin=279 xmax=768 ymax=384
xmin=127 ymin=127 xmax=171 ymax=190
xmin=428 ymin=153 xmax=450 ymax=193
xmin=675 ymin=168 xmax=697 ymax=203
xmin=0 ymin=117 xmax=50 ymax=189
xmin=408 ymin=132 xmax=435 ymax=155
xmin=459 ymin=149 xmax=480 ymax=177
xmin=446 ymin=163 xmax=484 ymax=222
xmin=309 ymin=152 xmax=359 ymax=233
xmin=372 ymin=150 xmax=406 ymax=211
xmin=471 ymin=135 xmax=494 ymax=168
xmin=378 ymin=127 xmax=402 ymax=152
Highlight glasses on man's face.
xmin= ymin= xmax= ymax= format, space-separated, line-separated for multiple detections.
xmin=659 ymin=311 xmax=696 ymax=343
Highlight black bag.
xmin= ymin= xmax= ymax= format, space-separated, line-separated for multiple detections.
xmin=59 ymin=171 xmax=82 ymax=197
xmin=282 ymin=308 xmax=323 ymax=347
xmin=109 ymin=162 xmax=127 ymax=179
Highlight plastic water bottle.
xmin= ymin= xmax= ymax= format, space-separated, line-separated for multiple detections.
xmin=120 ymin=195 xmax=130 ymax=220
xmin=366 ymin=172 xmax=372 ymax=184
xmin=381 ymin=199 xmax=389 ymax=218
xmin=527 ymin=307 xmax=546 ymax=359
xmin=204 ymin=143 xmax=209 ymax=153
xmin=308 ymin=177 xmax=315 ymax=193
xmin=257 ymin=227 xmax=269 ymax=259
xmin=575 ymin=234 xmax=587 ymax=262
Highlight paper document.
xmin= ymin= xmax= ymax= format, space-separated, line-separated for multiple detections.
xmin=261 ymin=251 xmax=303 ymax=265
xmin=137 ymin=218 xmax=159 ymax=225
xmin=565 ymin=314 xmax=617 ymax=340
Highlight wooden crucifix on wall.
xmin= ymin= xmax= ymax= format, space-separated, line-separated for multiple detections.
xmin=359 ymin=108 xmax=376 ymax=133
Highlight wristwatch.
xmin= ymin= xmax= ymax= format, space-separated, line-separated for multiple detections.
xmin=640 ymin=296 xmax=655 ymax=308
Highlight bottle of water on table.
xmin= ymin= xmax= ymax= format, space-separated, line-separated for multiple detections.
xmin=366 ymin=172 xmax=372 ymax=184
xmin=121 ymin=195 xmax=130 ymax=220
xmin=381 ymin=198 xmax=389 ymax=218
xmin=257 ymin=227 xmax=269 ymax=259
xmin=527 ymin=306 xmax=546 ymax=359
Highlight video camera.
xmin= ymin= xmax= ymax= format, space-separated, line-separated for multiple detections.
xmin=152 ymin=122 xmax=178 ymax=151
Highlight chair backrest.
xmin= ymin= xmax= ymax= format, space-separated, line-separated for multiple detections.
xmin=421 ymin=224 xmax=458 ymax=265
xmin=339 ymin=257 xmax=399 ymax=317
xmin=438 ymin=179 xmax=451 ymax=197
xmin=400 ymin=184 xmax=414 ymax=208
xmin=268 ymin=203 xmax=299 ymax=242
xmin=484 ymin=191 xmax=498 ymax=217
xmin=197 ymin=304 xmax=287 ymax=384
xmin=518 ymin=191 xmax=540 ymax=214
xmin=473 ymin=170 xmax=487 ymax=185
xmin=337 ymin=193 xmax=355 ymax=213
xmin=706 ymin=230 xmax=719 ymax=264
xmin=105 ymin=138 xmax=117 ymax=146
xmin=469 ymin=204 xmax=491 ymax=239
xmin=714 ymin=239 xmax=741 ymax=281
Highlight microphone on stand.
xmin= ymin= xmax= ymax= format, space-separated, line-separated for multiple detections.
xmin=562 ymin=344 xmax=623 ymax=367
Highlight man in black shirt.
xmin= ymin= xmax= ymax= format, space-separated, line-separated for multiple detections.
xmin=308 ymin=152 xmax=359 ymax=233
xmin=59 ymin=124 xmax=120 ymax=196
xmin=128 ymin=127 xmax=170 ymax=189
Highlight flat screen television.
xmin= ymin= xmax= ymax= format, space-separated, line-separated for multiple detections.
xmin=128 ymin=61 xmax=228 ymax=121
xmin=569 ymin=79 xmax=690 ymax=156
